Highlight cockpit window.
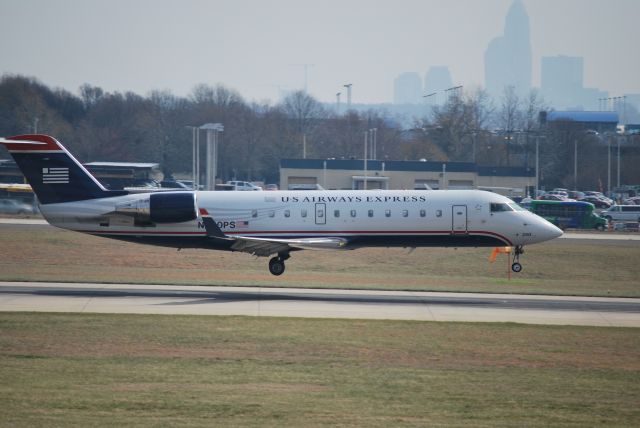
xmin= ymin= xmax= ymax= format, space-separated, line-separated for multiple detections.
xmin=490 ymin=203 xmax=513 ymax=213
xmin=508 ymin=203 xmax=525 ymax=212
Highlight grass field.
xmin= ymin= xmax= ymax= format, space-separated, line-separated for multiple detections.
xmin=1 ymin=312 xmax=639 ymax=427
xmin=0 ymin=224 xmax=639 ymax=296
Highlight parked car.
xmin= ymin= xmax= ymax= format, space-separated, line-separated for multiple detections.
xmin=160 ymin=180 xmax=191 ymax=190
xmin=583 ymin=191 xmax=614 ymax=205
xmin=623 ymin=196 xmax=640 ymax=205
xmin=578 ymin=196 xmax=612 ymax=208
xmin=546 ymin=190 xmax=569 ymax=198
xmin=176 ymin=180 xmax=196 ymax=189
xmin=568 ymin=191 xmax=585 ymax=200
xmin=264 ymin=184 xmax=279 ymax=191
xmin=226 ymin=181 xmax=262 ymax=191
xmin=600 ymin=205 xmax=640 ymax=222
xmin=539 ymin=194 xmax=572 ymax=201
xmin=0 ymin=198 xmax=35 ymax=215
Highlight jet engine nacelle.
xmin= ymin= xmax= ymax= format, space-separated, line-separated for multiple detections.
xmin=115 ymin=192 xmax=198 ymax=224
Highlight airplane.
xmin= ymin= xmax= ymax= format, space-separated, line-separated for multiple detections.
xmin=0 ymin=134 xmax=563 ymax=276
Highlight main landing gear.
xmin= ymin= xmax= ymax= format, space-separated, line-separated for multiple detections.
xmin=268 ymin=253 xmax=290 ymax=276
xmin=511 ymin=245 xmax=524 ymax=273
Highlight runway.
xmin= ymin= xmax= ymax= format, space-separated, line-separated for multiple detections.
xmin=1 ymin=281 xmax=639 ymax=327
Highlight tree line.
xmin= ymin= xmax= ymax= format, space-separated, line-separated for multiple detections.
xmin=0 ymin=74 xmax=637 ymax=189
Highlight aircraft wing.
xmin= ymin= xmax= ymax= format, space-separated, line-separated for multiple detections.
xmin=199 ymin=212 xmax=348 ymax=256
xmin=229 ymin=236 xmax=349 ymax=257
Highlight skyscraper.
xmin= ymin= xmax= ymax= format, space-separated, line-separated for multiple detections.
xmin=393 ymin=72 xmax=422 ymax=104
xmin=541 ymin=55 xmax=583 ymax=108
xmin=484 ymin=0 xmax=532 ymax=99
xmin=541 ymin=55 xmax=607 ymax=110
xmin=424 ymin=66 xmax=453 ymax=104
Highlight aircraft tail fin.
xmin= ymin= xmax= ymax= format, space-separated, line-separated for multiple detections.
xmin=0 ymin=134 xmax=125 ymax=204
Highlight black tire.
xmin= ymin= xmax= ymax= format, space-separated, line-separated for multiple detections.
xmin=268 ymin=257 xmax=285 ymax=276
xmin=596 ymin=224 xmax=605 ymax=231
xmin=511 ymin=262 xmax=522 ymax=273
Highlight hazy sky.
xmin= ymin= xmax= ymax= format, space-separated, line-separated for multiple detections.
xmin=1 ymin=0 xmax=638 ymax=104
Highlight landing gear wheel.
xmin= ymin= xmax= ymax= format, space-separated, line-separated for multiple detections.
xmin=268 ymin=257 xmax=285 ymax=276
xmin=511 ymin=245 xmax=524 ymax=273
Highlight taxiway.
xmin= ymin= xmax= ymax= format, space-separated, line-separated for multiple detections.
xmin=1 ymin=281 xmax=638 ymax=327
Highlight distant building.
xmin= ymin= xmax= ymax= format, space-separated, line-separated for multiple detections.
xmin=622 ymin=94 xmax=640 ymax=124
xmin=545 ymin=111 xmax=619 ymax=133
xmin=484 ymin=0 xmax=532 ymax=99
xmin=424 ymin=66 xmax=453 ymax=104
xmin=541 ymin=55 xmax=607 ymax=110
xmin=393 ymin=72 xmax=422 ymax=105
xmin=280 ymin=158 xmax=534 ymax=197
xmin=541 ymin=55 xmax=583 ymax=107
xmin=83 ymin=162 xmax=162 ymax=190
xmin=0 ymin=160 xmax=162 ymax=189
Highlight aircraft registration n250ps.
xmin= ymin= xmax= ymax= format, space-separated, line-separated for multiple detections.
xmin=0 ymin=134 xmax=563 ymax=275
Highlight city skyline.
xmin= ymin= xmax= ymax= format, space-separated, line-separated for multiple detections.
xmin=1 ymin=0 xmax=638 ymax=105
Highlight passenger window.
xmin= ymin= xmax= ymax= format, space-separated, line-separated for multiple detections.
xmin=317 ymin=209 xmax=324 ymax=218
xmin=334 ymin=210 xmax=340 ymax=218
xmin=420 ymin=209 xmax=426 ymax=217
xmin=284 ymin=210 xmax=290 ymax=218
xmin=251 ymin=209 xmax=258 ymax=218
xmin=402 ymin=209 xmax=408 ymax=217
xmin=268 ymin=210 xmax=275 ymax=218
xmin=385 ymin=209 xmax=391 ymax=217
xmin=436 ymin=210 xmax=442 ymax=217
xmin=368 ymin=209 xmax=374 ymax=218
xmin=301 ymin=209 xmax=307 ymax=218
xmin=350 ymin=210 xmax=356 ymax=218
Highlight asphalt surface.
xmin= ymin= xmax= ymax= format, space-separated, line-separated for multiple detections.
xmin=1 ymin=282 xmax=639 ymax=327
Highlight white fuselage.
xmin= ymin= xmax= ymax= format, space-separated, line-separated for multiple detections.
xmin=39 ymin=189 xmax=563 ymax=249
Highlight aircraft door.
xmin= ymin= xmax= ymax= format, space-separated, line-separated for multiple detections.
xmin=451 ymin=205 xmax=467 ymax=233
xmin=315 ymin=203 xmax=326 ymax=225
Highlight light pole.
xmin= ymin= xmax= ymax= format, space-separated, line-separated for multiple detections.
xmin=368 ymin=128 xmax=377 ymax=160
xmin=617 ymin=135 xmax=621 ymax=189
xmin=363 ymin=131 xmax=368 ymax=190
xmin=423 ymin=92 xmax=436 ymax=120
xmin=185 ymin=126 xmax=197 ymax=187
xmin=444 ymin=85 xmax=463 ymax=101
xmin=574 ymin=139 xmax=578 ymax=190
xmin=423 ymin=92 xmax=436 ymax=101
xmin=200 ymin=123 xmax=224 ymax=190
xmin=535 ymin=135 xmax=540 ymax=197
xmin=343 ymin=84 xmax=352 ymax=109
xmin=336 ymin=92 xmax=341 ymax=115
xmin=607 ymin=135 xmax=611 ymax=195
xmin=471 ymin=131 xmax=477 ymax=163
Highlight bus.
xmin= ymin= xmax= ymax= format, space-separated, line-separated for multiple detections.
xmin=529 ymin=200 xmax=607 ymax=230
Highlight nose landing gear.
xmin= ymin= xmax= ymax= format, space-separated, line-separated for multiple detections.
xmin=511 ymin=245 xmax=524 ymax=273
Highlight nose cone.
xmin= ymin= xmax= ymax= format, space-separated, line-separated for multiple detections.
xmin=539 ymin=221 xmax=563 ymax=242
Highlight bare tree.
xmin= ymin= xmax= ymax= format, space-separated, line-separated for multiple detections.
xmin=280 ymin=91 xmax=326 ymax=158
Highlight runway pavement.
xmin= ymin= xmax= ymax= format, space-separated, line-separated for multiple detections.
xmin=1 ymin=281 xmax=639 ymax=327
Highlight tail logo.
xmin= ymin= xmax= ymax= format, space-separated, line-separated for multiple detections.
xmin=42 ymin=167 xmax=69 ymax=184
